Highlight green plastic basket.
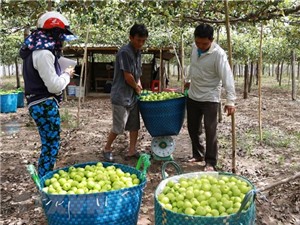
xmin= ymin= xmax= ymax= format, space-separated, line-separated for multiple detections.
xmin=155 ymin=170 xmax=256 ymax=225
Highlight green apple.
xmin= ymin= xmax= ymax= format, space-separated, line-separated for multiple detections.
xmin=62 ymin=182 xmax=71 ymax=191
xmin=44 ymin=179 xmax=51 ymax=187
xmin=195 ymin=206 xmax=207 ymax=216
xmin=184 ymin=207 xmax=195 ymax=215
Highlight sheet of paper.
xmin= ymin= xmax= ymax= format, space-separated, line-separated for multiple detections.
xmin=58 ymin=57 xmax=77 ymax=72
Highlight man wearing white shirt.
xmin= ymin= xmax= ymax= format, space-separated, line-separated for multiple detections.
xmin=185 ymin=24 xmax=236 ymax=171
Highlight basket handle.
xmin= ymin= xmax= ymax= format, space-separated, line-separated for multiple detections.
xmin=161 ymin=161 xmax=182 ymax=179
xmin=26 ymin=164 xmax=42 ymax=190
xmin=236 ymin=189 xmax=257 ymax=215
xmin=136 ymin=153 xmax=151 ymax=180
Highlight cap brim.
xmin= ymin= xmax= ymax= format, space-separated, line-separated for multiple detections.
xmin=64 ymin=27 xmax=74 ymax=35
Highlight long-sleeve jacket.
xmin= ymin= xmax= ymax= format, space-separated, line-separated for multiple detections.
xmin=186 ymin=42 xmax=236 ymax=106
xmin=20 ymin=48 xmax=70 ymax=107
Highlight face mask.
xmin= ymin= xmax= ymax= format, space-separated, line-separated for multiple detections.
xmin=197 ymin=48 xmax=204 ymax=57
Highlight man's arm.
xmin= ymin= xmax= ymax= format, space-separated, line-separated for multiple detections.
xmin=216 ymin=52 xmax=236 ymax=116
xmin=124 ymin=71 xmax=142 ymax=95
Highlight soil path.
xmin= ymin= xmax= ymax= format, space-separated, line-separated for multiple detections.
xmin=1 ymin=85 xmax=299 ymax=225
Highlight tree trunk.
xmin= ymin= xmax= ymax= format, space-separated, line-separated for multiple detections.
xmin=297 ymin=61 xmax=300 ymax=80
xmin=233 ymin=64 xmax=236 ymax=77
xmin=244 ymin=63 xmax=249 ymax=99
xmin=248 ymin=61 xmax=253 ymax=92
xmin=173 ymin=64 xmax=176 ymax=76
xmin=256 ymin=63 xmax=259 ymax=85
xmin=291 ymin=50 xmax=296 ymax=100
xmin=15 ymin=57 xmax=20 ymax=88
xmin=167 ymin=61 xmax=170 ymax=80
xmin=288 ymin=63 xmax=291 ymax=86
xmin=216 ymin=26 xmax=220 ymax=43
xmin=8 ymin=65 xmax=11 ymax=76
xmin=298 ymin=61 xmax=300 ymax=89
xmin=177 ymin=63 xmax=180 ymax=81
xmin=276 ymin=61 xmax=280 ymax=82
xmin=279 ymin=61 xmax=284 ymax=86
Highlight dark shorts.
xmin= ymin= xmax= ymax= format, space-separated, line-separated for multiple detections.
xmin=111 ymin=103 xmax=140 ymax=134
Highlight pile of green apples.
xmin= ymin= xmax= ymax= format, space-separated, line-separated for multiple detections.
xmin=157 ymin=175 xmax=252 ymax=217
xmin=43 ymin=162 xmax=141 ymax=195
xmin=139 ymin=91 xmax=184 ymax=101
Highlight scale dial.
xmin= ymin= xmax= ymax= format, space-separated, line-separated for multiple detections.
xmin=151 ymin=136 xmax=175 ymax=158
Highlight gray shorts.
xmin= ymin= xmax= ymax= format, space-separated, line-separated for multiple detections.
xmin=111 ymin=103 xmax=140 ymax=134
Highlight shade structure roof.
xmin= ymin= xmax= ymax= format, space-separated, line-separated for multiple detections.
xmin=62 ymin=45 xmax=175 ymax=61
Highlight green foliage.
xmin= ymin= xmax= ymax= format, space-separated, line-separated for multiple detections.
xmin=0 ymin=35 xmax=23 ymax=65
xmin=277 ymin=155 xmax=286 ymax=165
xmin=60 ymin=108 xmax=76 ymax=128
xmin=261 ymin=130 xmax=291 ymax=148
xmin=0 ymin=88 xmax=21 ymax=95
xmin=0 ymin=0 xmax=299 ymax=68
xmin=0 ymin=85 xmax=23 ymax=95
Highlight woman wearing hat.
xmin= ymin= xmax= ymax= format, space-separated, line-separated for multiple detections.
xmin=20 ymin=11 xmax=77 ymax=178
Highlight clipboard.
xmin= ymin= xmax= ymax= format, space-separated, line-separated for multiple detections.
xmin=58 ymin=57 xmax=77 ymax=72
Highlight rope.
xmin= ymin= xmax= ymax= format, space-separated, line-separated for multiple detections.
xmin=161 ymin=161 xmax=182 ymax=180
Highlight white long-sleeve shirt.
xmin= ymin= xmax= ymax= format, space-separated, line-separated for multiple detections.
xmin=186 ymin=42 xmax=236 ymax=106
xmin=32 ymin=50 xmax=70 ymax=94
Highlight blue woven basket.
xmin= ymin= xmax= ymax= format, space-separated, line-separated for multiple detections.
xmin=17 ymin=92 xmax=24 ymax=108
xmin=155 ymin=172 xmax=256 ymax=225
xmin=0 ymin=93 xmax=18 ymax=113
xmin=39 ymin=162 xmax=146 ymax=225
xmin=138 ymin=96 xmax=186 ymax=137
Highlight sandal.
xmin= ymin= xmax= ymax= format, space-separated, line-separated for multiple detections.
xmin=204 ymin=164 xmax=216 ymax=172
xmin=187 ymin=157 xmax=204 ymax=163
xmin=103 ymin=151 xmax=114 ymax=162
xmin=124 ymin=152 xmax=140 ymax=161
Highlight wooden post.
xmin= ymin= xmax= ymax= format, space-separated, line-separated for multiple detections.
xmin=258 ymin=172 xmax=300 ymax=193
xmin=47 ymin=0 xmax=52 ymax=11
xmin=258 ymin=24 xmax=263 ymax=142
xmin=216 ymin=26 xmax=223 ymax=123
xmin=77 ymin=23 xmax=90 ymax=128
xmin=224 ymin=0 xmax=237 ymax=173
xmin=159 ymin=49 xmax=163 ymax=92
xmin=291 ymin=50 xmax=297 ymax=101
xmin=181 ymin=32 xmax=185 ymax=92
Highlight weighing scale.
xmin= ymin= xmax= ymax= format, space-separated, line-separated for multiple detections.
xmin=138 ymin=95 xmax=186 ymax=162
xmin=151 ymin=136 xmax=175 ymax=161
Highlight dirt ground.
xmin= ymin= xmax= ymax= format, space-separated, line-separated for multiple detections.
xmin=0 ymin=79 xmax=300 ymax=225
